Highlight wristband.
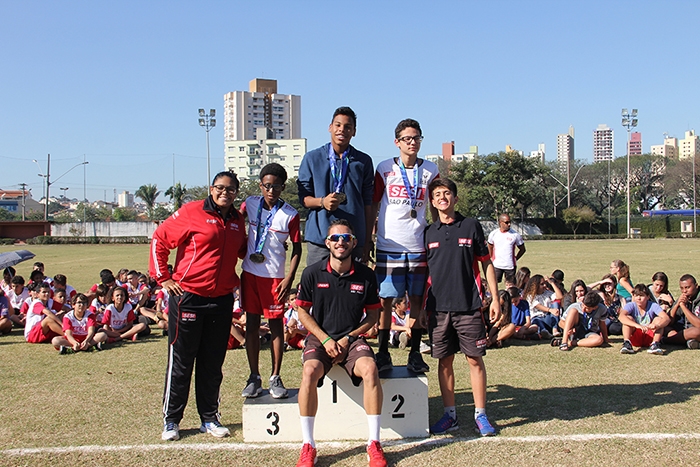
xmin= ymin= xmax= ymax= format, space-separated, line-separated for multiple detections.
xmin=345 ymin=334 xmax=357 ymax=345
xmin=321 ymin=336 xmax=332 ymax=345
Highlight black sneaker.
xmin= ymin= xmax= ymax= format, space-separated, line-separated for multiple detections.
xmin=620 ymin=340 xmax=635 ymax=354
xmin=647 ymin=341 xmax=664 ymax=355
xmin=406 ymin=351 xmax=430 ymax=373
xmin=375 ymin=350 xmax=393 ymax=373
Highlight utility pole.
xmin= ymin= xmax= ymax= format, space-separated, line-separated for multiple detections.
xmin=19 ymin=183 xmax=27 ymax=221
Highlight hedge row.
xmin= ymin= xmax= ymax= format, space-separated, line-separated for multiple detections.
xmin=25 ymin=236 xmax=150 ymax=245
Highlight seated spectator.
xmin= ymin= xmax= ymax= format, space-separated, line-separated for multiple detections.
xmin=664 ymin=274 xmax=700 ymax=349
xmin=52 ymin=274 xmax=77 ymax=300
xmin=284 ymin=290 xmax=307 ymax=350
xmin=389 ymin=296 xmax=411 ymax=349
xmin=522 ymin=274 xmax=563 ymax=339
xmin=29 ymin=270 xmax=46 ymax=288
xmin=33 ymin=262 xmax=53 ymax=286
xmin=551 ymin=269 xmax=567 ymax=295
xmin=648 ymin=271 xmax=674 ymax=313
xmin=0 ymin=291 xmax=12 ymax=334
xmin=486 ymin=290 xmax=517 ymax=348
xmin=559 ymin=280 xmax=588 ymax=332
xmin=89 ymin=284 xmax=110 ymax=325
xmin=619 ymin=284 xmax=670 ymax=355
xmin=125 ymin=270 xmax=150 ymax=310
xmin=101 ymin=286 xmax=148 ymax=342
xmin=115 ymin=268 xmax=129 ymax=287
xmin=86 ymin=269 xmax=116 ymax=301
xmin=51 ymin=294 xmax=107 ymax=354
xmin=610 ymin=259 xmax=634 ymax=305
xmin=24 ymin=283 xmax=63 ymax=344
xmin=19 ymin=282 xmax=38 ymax=317
xmin=554 ymin=291 xmax=606 ymax=351
xmin=507 ymin=286 xmax=538 ymax=340
xmin=593 ymin=274 xmax=622 ymax=339
xmin=6 ymin=275 xmax=28 ymax=328
xmin=514 ymin=267 xmax=530 ymax=293
xmin=1 ymin=267 xmax=16 ymax=294
xmin=51 ymin=288 xmax=71 ymax=314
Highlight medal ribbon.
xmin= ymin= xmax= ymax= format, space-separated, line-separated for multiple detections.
xmin=328 ymin=145 xmax=349 ymax=193
xmin=254 ymin=198 xmax=283 ymax=255
xmin=397 ymin=158 xmax=420 ymax=213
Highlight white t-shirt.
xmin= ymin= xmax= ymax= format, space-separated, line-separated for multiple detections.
xmin=527 ymin=291 xmax=555 ymax=319
xmin=487 ymin=228 xmax=524 ymax=270
xmin=7 ymin=287 xmax=29 ymax=310
xmin=374 ymin=158 xmax=440 ymax=252
xmin=390 ymin=310 xmax=410 ymax=341
xmin=103 ymin=303 xmax=135 ymax=331
xmin=241 ymin=196 xmax=301 ymax=279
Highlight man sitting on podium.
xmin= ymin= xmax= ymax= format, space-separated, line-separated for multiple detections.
xmin=295 ymin=219 xmax=387 ymax=467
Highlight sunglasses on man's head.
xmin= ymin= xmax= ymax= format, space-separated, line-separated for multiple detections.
xmin=326 ymin=233 xmax=356 ymax=243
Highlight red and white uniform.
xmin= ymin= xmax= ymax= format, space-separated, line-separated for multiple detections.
xmin=125 ymin=282 xmax=148 ymax=306
xmin=24 ymin=299 xmax=54 ymax=339
xmin=240 ymin=196 xmax=301 ymax=279
xmin=89 ymin=298 xmax=108 ymax=324
xmin=156 ymin=289 xmax=170 ymax=315
xmin=390 ymin=310 xmax=410 ymax=342
xmin=7 ymin=287 xmax=29 ymax=310
xmin=373 ymin=158 xmax=439 ymax=252
xmin=102 ymin=303 xmax=135 ymax=331
xmin=52 ymin=284 xmax=77 ymax=299
xmin=63 ymin=310 xmax=97 ymax=342
xmin=487 ymin=228 xmax=524 ymax=270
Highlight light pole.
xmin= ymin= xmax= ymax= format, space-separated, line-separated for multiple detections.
xmin=198 ymin=108 xmax=216 ymax=186
xmin=621 ymin=108 xmax=638 ymax=239
xmin=38 ymin=157 xmax=89 ymax=221
xmin=32 ymin=158 xmax=48 ymax=209
xmin=60 ymin=187 xmax=69 ymax=200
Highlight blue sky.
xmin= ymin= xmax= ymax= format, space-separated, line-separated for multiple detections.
xmin=2 ymin=0 xmax=699 ymax=203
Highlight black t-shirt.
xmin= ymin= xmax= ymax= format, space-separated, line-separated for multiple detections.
xmin=425 ymin=213 xmax=490 ymax=312
xmin=297 ymin=259 xmax=381 ymax=339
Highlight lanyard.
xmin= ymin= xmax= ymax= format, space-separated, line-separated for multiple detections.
xmin=254 ymin=198 xmax=283 ymax=254
xmin=397 ymin=157 xmax=420 ymax=211
xmin=328 ymin=145 xmax=349 ymax=193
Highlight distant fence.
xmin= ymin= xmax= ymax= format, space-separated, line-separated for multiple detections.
xmin=51 ymin=222 xmax=159 ymax=238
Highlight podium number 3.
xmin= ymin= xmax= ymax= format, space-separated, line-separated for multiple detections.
xmin=266 ymin=411 xmax=280 ymax=435
xmin=391 ymin=394 xmax=405 ymax=419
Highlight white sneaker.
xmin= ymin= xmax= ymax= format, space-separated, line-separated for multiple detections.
xmin=419 ymin=341 xmax=431 ymax=354
xmin=162 ymin=422 xmax=180 ymax=441
xmin=200 ymin=420 xmax=230 ymax=438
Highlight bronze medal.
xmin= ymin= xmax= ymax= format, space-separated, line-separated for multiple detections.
xmin=335 ymin=192 xmax=347 ymax=204
xmin=410 ymin=209 xmax=417 ymax=219
xmin=250 ymin=253 xmax=266 ymax=263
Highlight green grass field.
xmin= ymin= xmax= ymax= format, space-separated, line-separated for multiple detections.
xmin=1 ymin=239 xmax=700 ymax=466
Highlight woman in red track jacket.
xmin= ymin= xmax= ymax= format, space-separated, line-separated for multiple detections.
xmin=150 ymin=171 xmax=246 ymax=442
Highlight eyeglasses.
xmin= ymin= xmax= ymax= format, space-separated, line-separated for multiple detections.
xmin=501 ymin=220 xmax=511 ymax=224
xmin=397 ymin=135 xmax=424 ymax=144
xmin=212 ymin=185 xmax=237 ymax=194
xmin=261 ymin=183 xmax=284 ymax=192
xmin=326 ymin=233 xmax=356 ymax=243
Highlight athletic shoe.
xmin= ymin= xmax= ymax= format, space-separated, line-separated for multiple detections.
xmin=375 ymin=350 xmax=393 ymax=373
xmin=539 ymin=329 xmax=552 ymax=340
xmin=367 ymin=440 xmax=388 ymax=467
xmin=398 ymin=332 xmax=409 ymax=350
xmin=162 ymin=422 xmax=180 ymax=441
xmin=430 ymin=412 xmax=459 ymax=434
xmin=474 ymin=413 xmax=496 ymax=437
xmin=647 ymin=342 xmax=665 ymax=355
xmin=406 ymin=351 xmax=430 ymax=373
xmin=269 ymin=375 xmax=289 ymax=399
xmin=59 ymin=346 xmax=74 ymax=355
xmin=131 ymin=334 xmax=138 ymax=342
xmin=687 ymin=339 xmax=700 ymax=350
xmin=241 ymin=374 xmax=263 ymax=398
xmin=95 ymin=342 xmax=103 ymax=351
xmin=419 ymin=341 xmax=432 ymax=354
xmin=296 ymin=443 xmax=317 ymax=467
xmin=200 ymin=420 xmax=230 ymax=438
xmin=620 ymin=340 xmax=635 ymax=354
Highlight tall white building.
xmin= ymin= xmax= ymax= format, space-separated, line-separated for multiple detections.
xmin=118 ymin=191 xmax=134 ymax=208
xmin=223 ymin=79 xmax=301 ymax=141
xmin=593 ymin=124 xmax=614 ymax=162
xmin=679 ymin=130 xmax=699 ymax=160
xmin=529 ymin=143 xmax=545 ymax=163
xmin=557 ymin=126 xmax=575 ymax=166
xmin=225 ymin=128 xmax=307 ymax=179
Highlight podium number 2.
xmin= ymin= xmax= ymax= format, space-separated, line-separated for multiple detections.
xmin=266 ymin=411 xmax=280 ymax=435
xmin=391 ymin=394 xmax=405 ymax=419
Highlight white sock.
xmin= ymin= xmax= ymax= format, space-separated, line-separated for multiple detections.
xmin=474 ymin=407 xmax=486 ymax=419
xmin=367 ymin=414 xmax=381 ymax=443
xmin=445 ymin=406 xmax=457 ymax=420
xmin=300 ymin=416 xmax=315 ymax=448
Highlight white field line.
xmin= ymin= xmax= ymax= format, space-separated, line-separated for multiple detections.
xmin=5 ymin=432 xmax=700 ymax=457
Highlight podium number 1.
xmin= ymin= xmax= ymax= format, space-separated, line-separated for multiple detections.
xmin=391 ymin=394 xmax=405 ymax=419
xmin=266 ymin=411 xmax=280 ymax=435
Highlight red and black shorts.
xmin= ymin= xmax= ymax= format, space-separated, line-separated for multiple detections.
xmin=302 ymin=334 xmax=375 ymax=386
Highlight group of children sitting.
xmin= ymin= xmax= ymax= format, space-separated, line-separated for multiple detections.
xmin=0 ymin=264 xmax=162 ymax=353
xmin=484 ymin=260 xmax=700 ymax=355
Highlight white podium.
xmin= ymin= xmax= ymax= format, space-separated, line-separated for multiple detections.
xmin=242 ymin=365 xmax=429 ymax=442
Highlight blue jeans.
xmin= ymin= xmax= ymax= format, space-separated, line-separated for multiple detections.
xmin=532 ymin=314 xmax=558 ymax=333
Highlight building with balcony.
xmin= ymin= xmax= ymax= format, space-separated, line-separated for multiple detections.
xmin=679 ymin=130 xmax=699 ymax=160
xmin=593 ymin=124 xmax=614 ymax=162
xmin=225 ymin=128 xmax=307 ymax=179
xmin=650 ymin=136 xmax=678 ymax=159
xmin=557 ymin=126 xmax=575 ymax=167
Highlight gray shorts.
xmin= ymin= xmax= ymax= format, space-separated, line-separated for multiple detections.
xmin=429 ymin=310 xmax=487 ymax=359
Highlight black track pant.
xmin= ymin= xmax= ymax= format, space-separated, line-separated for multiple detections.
xmin=163 ymin=291 xmax=233 ymax=425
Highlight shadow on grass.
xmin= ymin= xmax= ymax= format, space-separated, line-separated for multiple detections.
xmin=465 ymin=380 xmax=700 ymax=429
xmin=177 ymin=423 xmax=243 ymax=440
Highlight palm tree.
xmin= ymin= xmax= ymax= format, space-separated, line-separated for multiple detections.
xmin=135 ymin=184 xmax=161 ymax=219
xmin=165 ymin=182 xmax=188 ymax=210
